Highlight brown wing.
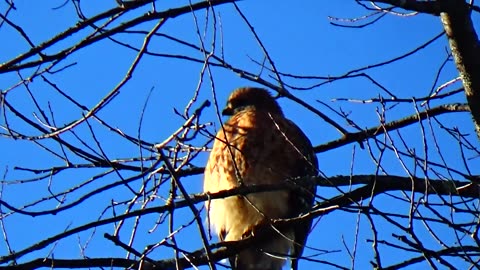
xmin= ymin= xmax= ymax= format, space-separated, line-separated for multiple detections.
xmin=282 ymin=119 xmax=318 ymax=270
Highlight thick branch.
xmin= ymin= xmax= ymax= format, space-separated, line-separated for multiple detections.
xmin=371 ymin=0 xmax=480 ymax=15
xmin=440 ymin=1 xmax=480 ymax=139
xmin=5 ymin=174 xmax=477 ymax=269
xmin=325 ymin=175 xmax=480 ymax=199
xmin=0 ymin=174 xmax=477 ymax=266
xmin=0 ymin=0 xmax=238 ymax=73
xmin=315 ymin=103 xmax=470 ymax=152
xmin=368 ymin=0 xmax=450 ymax=15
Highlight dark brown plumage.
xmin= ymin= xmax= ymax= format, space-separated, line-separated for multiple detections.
xmin=204 ymin=87 xmax=318 ymax=270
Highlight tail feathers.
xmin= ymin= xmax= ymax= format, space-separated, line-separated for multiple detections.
xmin=230 ymin=251 xmax=284 ymax=270
xmin=229 ymin=233 xmax=292 ymax=270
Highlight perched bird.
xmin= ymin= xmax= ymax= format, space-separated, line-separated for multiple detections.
xmin=203 ymin=87 xmax=318 ymax=270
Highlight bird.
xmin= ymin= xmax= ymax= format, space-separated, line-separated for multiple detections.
xmin=203 ymin=87 xmax=318 ymax=270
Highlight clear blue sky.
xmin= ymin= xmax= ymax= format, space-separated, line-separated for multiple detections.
xmin=0 ymin=0 xmax=478 ymax=269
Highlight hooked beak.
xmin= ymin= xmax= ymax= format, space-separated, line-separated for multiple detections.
xmin=222 ymin=105 xmax=234 ymax=116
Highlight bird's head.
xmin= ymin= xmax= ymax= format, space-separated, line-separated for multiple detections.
xmin=222 ymin=87 xmax=283 ymax=116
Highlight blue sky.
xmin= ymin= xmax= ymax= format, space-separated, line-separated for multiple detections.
xmin=1 ymin=0 xmax=479 ymax=269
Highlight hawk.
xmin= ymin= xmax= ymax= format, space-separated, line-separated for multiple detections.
xmin=204 ymin=87 xmax=318 ymax=270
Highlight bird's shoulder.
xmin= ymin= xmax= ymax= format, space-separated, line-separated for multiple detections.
xmin=217 ymin=109 xmax=317 ymax=167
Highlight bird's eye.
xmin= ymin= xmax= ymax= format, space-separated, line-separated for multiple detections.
xmin=231 ymin=98 xmax=248 ymax=109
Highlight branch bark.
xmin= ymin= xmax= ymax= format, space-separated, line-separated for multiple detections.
xmin=315 ymin=103 xmax=470 ymax=152
xmin=1 ymin=174 xmax=478 ymax=269
xmin=440 ymin=0 xmax=480 ymax=139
